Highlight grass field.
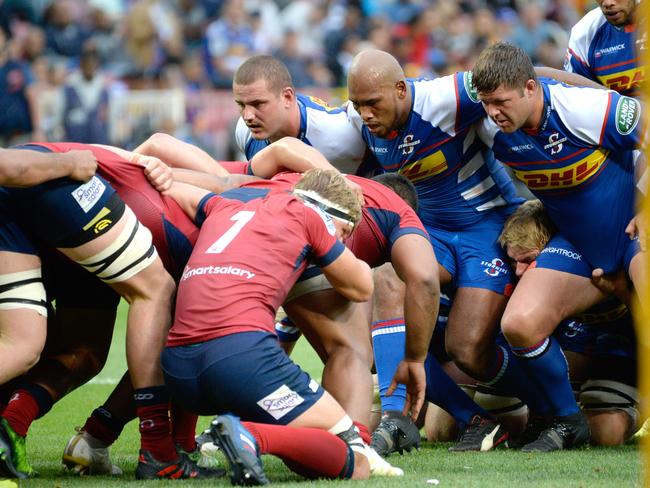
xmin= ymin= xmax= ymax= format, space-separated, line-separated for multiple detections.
xmin=18 ymin=302 xmax=642 ymax=487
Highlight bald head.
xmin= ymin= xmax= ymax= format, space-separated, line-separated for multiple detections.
xmin=348 ymin=50 xmax=405 ymax=87
xmin=347 ymin=50 xmax=410 ymax=138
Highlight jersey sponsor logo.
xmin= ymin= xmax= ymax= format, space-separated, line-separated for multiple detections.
xmin=398 ymin=134 xmax=421 ymax=155
xmin=372 ymin=146 xmax=389 ymax=153
xmin=540 ymin=247 xmax=582 ymax=260
xmin=72 ymin=177 xmax=106 ymax=213
xmin=599 ymin=67 xmax=644 ymax=93
xmin=512 ymin=149 xmax=608 ymax=190
xmin=562 ymin=320 xmax=585 ymax=338
xmin=544 ymin=132 xmax=567 ymax=155
xmin=464 ymin=71 xmax=479 ymax=102
xmin=481 ymin=258 xmax=509 ymax=277
xmin=180 ymin=264 xmax=255 ymax=281
xmin=257 ymin=384 xmax=305 ymax=420
xmin=615 ymin=96 xmax=641 ymax=135
xmin=307 ymin=96 xmax=339 ymax=112
xmin=398 ymin=150 xmax=447 ymax=182
xmin=509 ymin=144 xmax=534 ymax=153
xmin=594 ymin=44 xmax=626 ymax=57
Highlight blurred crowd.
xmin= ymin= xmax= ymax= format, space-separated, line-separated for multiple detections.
xmin=0 ymin=0 xmax=587 ymax=150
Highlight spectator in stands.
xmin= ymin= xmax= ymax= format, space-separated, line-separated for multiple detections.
xmin=62 ymin=48 xmax=110 ymax=143
xmin=0 ymin=28 xmax=42 ymax=145
xmin=43 ymin=0 xmax=91 ymax=59
xmin=204 ymin=0 xmax=254 ymax=88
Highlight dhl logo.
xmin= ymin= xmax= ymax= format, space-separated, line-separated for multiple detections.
xmin=598 ymin=66 xmax=644 ymax=93
xmin=513 ymin=149 xmax=608 ymax=190
xmin=398 ymin=150 xmax=447 ymax=182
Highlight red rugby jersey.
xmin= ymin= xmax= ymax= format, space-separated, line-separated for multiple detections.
xmin=168 ymin=191 xmax=345 ymax=346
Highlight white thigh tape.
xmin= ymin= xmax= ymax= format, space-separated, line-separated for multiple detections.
xmin=0 ymin=268 xmax=48 ymax=316
xmin=77 ymin=207 xmax=158 ymax=283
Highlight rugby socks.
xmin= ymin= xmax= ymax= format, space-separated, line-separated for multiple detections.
xmin=371 ymin=318 xmax=407 ymax=412
xmin=170 ymin=402 xmax=198 ymax=453
xmin=424 ymin=354 xmax=490 ymax=429
xmin=134 ymin=386 xmax=177 ymax=462
xmin=2 ymin=383 xmax=53 ymax=437
xmin=83 ymin=406 xmax=128 ymax=447
xmin=83 ymin=372 xmax=136 ymax=446
xmin=243 ymin=421 xmax=352 ymax=479
xmin=485 ymin=344 xmax=551 ymax=415
xmin=511 ymin=337 xmax=579 ymax=417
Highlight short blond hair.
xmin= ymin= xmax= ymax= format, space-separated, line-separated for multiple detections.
xmin=499 ymin=200 xmax=556 ymax=251
xmin=293 ymin=169 xmax=362 ymax=226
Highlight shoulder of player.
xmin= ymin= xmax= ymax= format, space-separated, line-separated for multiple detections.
xmin=569 ymin=7 xmax=608 ymax=50
xmin=546 ymin=79 xmax=612 ymax=116
xmin=297 ymin=93 xmax=345 ymax=114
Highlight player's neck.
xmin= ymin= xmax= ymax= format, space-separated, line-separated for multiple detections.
xmin=523 ymin=89 xmax=544 ymax=132
xmin=286 ymin=102 xmax=302 ymax=139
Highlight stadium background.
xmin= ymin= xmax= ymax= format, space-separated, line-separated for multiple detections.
xmin=1 ymin=0 xmax=647 ymax=485
xmin=2 ymin=0 xmax=590 ymax=158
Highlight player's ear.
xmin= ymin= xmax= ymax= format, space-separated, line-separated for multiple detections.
xmin=524 ymin=78 xmax=537 ymax=98
xmin=396 ymin=80 xmax=407 ymax=99
xmin=281 ymin=86 xmax=295 ymax=105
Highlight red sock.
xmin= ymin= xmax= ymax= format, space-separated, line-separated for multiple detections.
xmin=134 ymin=386 xmax=177 ymax=462
xmin=243 ymin=422 xmax=351 ymax=479
xmin=353 ymin=421 xmax=371 ymax=445
xmin=2 ymin=390 xmax=39 ymax=437
xmin=170 ymin=403 xmax=198 ymax=453
xmin=83 ymin=409 xmax=121 ymax=446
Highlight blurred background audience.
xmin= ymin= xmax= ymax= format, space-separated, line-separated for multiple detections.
xmin=0 ymin=0 xmax=589 ymax=156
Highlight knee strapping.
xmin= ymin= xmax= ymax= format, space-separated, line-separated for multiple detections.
xmin=77 ymin=207 xmax=157 ymax=283
xmin=0 ymin=269 xmax=48 ymax=316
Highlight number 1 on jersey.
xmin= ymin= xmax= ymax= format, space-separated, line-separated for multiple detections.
xmin=206 ymin=210 xmax=255 ymax=253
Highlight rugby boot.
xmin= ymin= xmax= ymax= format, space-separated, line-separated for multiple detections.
xmin=135 ymin=448 xmax=225 ymax=480
xmin=370 ymin=410 xmax=421 ymax=457
xmin=0 ymin=418 xmax=33 ymax=479
xmin=449 ymin=414 xmax=509 ymax=452
xmin=208 ymin=415 xmax=269 ymax=486
xmin=62 ymin=427 xmax=122 ymax=475
xmin=520 ymin=411 xmax=590 ymax=452
xmin=507 ymin=414 xmax=550 ymax=449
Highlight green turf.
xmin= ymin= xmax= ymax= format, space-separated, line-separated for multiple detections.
xmin=19 ymin=302 xmax=642 ymax=487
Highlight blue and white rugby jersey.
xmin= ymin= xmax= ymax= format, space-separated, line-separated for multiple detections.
xmin=477 ymin=79 xmax=642 ymax=273
xmin=235 ymin=94 xmax=367 ymax=174
xmin=564 ymin=7 xmax=644 ymax=96
xmin=347 ymin=73 xmax=521 ymax=231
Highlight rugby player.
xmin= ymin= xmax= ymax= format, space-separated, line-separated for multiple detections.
xmin=473 ymin=42 xmax=643 ymax=451
xmin=499 ymin=200 xmax=638 ymax=448
xmin=345 ymin=49 xmax=527 ymax=453
xmin=161 ymin=169 xmax=374 ymax=483
xmin=0 ymin=143 xmax=224 ymax=479
xmin=565 ymin=0 xmax=642 ymax=96
xmin=232 ymin=55 xmax=367 ymax=174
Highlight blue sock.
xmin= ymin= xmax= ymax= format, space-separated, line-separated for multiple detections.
xmin=484 ymin=345 xmax=552 ymax=415
xmin=424 ymin=353 xmax=489 ymax=429
xmin=511 ymin=337 xmax=579 ymax=417
xmin=372 ymin=318 xmax=406 ymax=412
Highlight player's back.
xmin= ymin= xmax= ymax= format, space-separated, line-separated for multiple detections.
xmin=170 ymin=191 xmax=344 ymax=346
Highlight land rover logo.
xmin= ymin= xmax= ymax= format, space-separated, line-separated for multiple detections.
xmin=465 ymin=72 xmax=479 ymax=102
xmin=615 ymin=96 xmax=640 ymax=135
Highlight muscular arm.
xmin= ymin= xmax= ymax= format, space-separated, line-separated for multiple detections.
xmin=249 ymin=137 xmax=338 ymax=178
xmin=134 ymin=133 xmax=230 ymax=177
xmin=534 ymin=67 xmax=605 ymax=89
xmin=0 ymin=148 xmax=97 ymax=186
xmin=172 ymin=168 xmax=260 ymax=193
xmin=321 ymin=247 xmax=374 ymax=303
xmin=165 ymin=181 xmax=212 ymax=220
xmin=390 ymin=234 xmax=439 ymax=361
